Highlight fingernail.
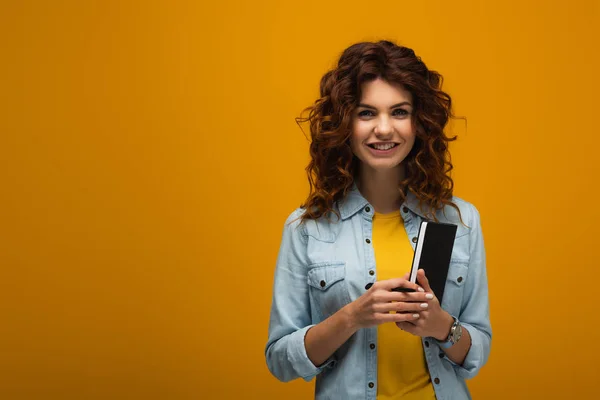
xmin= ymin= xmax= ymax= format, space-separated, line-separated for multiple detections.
xmin=413 ymin=313 xmax=420 ymax=319
xmin=425 ymin=294 xmax=434 ymax=299
xmin=418 ymin=287 xmax=425 ymax=292
xmin=420 ymin=303 xmax=428 ymax=309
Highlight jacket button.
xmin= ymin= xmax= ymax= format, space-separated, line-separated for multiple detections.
xmin=424 ymin=341 xmax=429 ymax=347
xmin=320 ymin=280 xmax=326 ymax=288
xmin=434 ymin=378 xmax=440 ymax=384
xmin=370 ymin=343 xmax=376 ymax=350
xmin=368 ymin=382 xmax=374 ymax=389
xmin=365 ymin=283 xmax=373 ymax=290
xmin=369 ymin=270 xmax=375 ymax=276
xmin=366 ymin=238 xmax=371 ymax=244
xmin=365 ymin=206 xmax=371 ymax=212
xmin=439 ymin=353 xmax=445 ymax=358
xmin=412 ymin=237 xmax=417 ymax=243
xmin=457 ymin=276 xmax=463 ymax=283
xmin=403 ymin=206 xmax=409 ymax=213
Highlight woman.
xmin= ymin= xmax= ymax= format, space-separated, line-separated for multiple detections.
xmin=265 ymin=40 xmax=491 ymax=400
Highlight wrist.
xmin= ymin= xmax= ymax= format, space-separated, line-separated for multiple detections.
xmin=341 ymin=303 xmax=361 ymax=333
xmin=434 ymin=312 xmax=454 ymax=341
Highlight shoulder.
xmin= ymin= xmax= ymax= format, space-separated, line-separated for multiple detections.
xmin=284 ymin=207 xmax=306 ymax=225
xmin=449 ymin=196 xmax=481 ymax=222
xmin=283 ymin=207 xmax=342 ymax=243
xmin=282 ymin=208 xmax=307 ymax=235
xmin=435 ymin=196 xmax=482 ymax=236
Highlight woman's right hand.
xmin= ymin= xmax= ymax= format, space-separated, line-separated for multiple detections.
xmin=346 ymin=277 xmax=435 ymax=330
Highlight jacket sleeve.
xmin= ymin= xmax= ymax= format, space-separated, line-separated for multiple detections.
xmin=264 ymin=209 xmax=334 ymax=382
xmin=452 ymin=203 xmax=492 ymax=379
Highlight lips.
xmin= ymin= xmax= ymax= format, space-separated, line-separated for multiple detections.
xmin=367 ymin=142 xmax=398 ymax=150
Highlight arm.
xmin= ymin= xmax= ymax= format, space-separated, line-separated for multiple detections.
xmin=265 ymin=210 xmax=428 ymax=381
xmin=448 ymin=204 xmax=492 ymax=379
xmin=304 ymin=305 xmax=357 ymax=367
xmin=265 ymin=210 xmax=322 ymax=382
xmin=432 ymin=312 xmax=472 ymax=366
xmin=400 ymin=269 xmax=474 ymax=366
xmin=397 ymin=204 xmax=491 ymax=377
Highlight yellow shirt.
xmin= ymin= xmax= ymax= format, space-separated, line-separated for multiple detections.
xmin=373 ymin=210 xmax=436 ymax=400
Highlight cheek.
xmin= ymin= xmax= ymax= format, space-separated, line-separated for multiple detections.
xmin=348 ymin=133 xmax=358 ymax=151
xmin=404 ymin=138 xmax=416 ymax=157
xmin=350 ymin=124 xmax=368 ymax=148
xmin=399 ymin=125 xmax=417 ymax=146
xmin=349 ymin=137 xmax=364 ymax=159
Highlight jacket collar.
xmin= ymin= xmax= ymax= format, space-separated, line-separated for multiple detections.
xmin=337 ymin=182 xmax=428 ymax=220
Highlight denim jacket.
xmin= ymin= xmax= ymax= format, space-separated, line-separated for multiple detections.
xmin=265 ymin=185 xmax=492 ymax=399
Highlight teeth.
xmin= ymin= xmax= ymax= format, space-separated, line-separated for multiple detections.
xmin=372 ymin=143 xmax=396 ymax=150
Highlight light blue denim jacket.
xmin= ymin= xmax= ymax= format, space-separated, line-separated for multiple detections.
xmin=265 ymin=185 xmax=492 ymax=400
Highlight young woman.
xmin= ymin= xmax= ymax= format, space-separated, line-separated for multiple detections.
xmin=265 ymin=40 xmax=491 ymax=400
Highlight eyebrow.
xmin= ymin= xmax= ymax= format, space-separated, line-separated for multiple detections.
xmin=357 ymin=102 xmax=412 ymax=109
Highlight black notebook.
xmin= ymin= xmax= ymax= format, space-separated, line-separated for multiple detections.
xmin=407 ymin=220 xmax=458 ymax=302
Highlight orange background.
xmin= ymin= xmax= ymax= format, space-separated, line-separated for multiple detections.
xmin=1 ymin=1 xmax=599 ymax=398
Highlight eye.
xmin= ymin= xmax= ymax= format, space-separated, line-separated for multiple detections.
xmin=357 ymin=110 xmax=375 ymax=117
xmin=392 ymin=108 xmax=410 ymax=117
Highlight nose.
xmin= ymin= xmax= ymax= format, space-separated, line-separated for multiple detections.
xmin=374 ymin=116 xmax=394 ymax=138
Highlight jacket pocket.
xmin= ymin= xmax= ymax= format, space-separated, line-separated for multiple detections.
xmin=440 ymin=262 xmax=469 ymax=317
xmin=307 ymin=262 xmax=351 ymax=321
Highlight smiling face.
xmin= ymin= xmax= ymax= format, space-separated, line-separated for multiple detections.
xmin=350 ymin=78 xmax=417 ymax=175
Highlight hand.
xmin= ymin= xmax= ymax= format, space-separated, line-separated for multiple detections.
xmin=346 ymin=274 xmax=435 ymax=330
xmin=396 ymin=269 xmax=454 ymax=340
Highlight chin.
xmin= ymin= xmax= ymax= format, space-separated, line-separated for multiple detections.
xmin=366 ymin=160 xmax=404 ymax=171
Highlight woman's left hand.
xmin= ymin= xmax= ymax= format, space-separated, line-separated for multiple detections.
xmin=396 ymin=269 xmax=454 ymax=340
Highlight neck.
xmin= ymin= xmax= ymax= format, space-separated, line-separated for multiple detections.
xmin=356 ymin=165 xmax=405 ymax=214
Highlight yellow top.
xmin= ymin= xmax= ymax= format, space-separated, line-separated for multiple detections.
xmin=373 ymin=210 xmax=436 ymax=400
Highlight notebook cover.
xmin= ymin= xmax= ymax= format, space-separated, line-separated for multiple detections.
xmin=412 ymin=221 xmax=458 ymax=302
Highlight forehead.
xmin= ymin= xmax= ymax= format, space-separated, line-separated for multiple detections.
xmin=359 ymin=78 xmax=413 ymax=104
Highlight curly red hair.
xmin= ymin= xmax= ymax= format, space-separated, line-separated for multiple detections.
xmin=297 ymin=40 xmax=462 ymax=223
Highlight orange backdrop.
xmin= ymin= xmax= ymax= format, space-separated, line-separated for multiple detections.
xmin=1 ymin=0 xmax=599 ymax=398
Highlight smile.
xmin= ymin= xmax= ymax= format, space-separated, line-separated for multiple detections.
xmin=367 ymin=143 xmax=399 ymax=150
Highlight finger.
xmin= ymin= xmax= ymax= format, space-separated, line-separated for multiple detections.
xmin=393 ymin=301 xmax=430 ymax=313
xmin=398 ymin=323 xmax=417 ymax=329
xmin=397 ymin=291 xmax=435 ymax=303
xmin=409 ymin=312 xmax=427 ymax=327
xmin=396 ymin=321 xmax=408 ymax=330
xmin=397 ymin=316 xmax=418 ymax=326
xmin=378 ymin=312 xmax=420 ymax=324
xmin=374 ymin=291 xmax=434 ymax=304
xmin=396 ymin=318 xmax=421 ymax=330
xmin=417 ymin=269 xmax=433 ymax=294
xmin=378 ymin=277 xmax=420 ymax=292
xmin=396 ymin=321 xmax=419 ymax=335
xmin=401 ymin=271 xmax=425 ymax=292
xmin=374 ymin=301 xmax=428 ymax=314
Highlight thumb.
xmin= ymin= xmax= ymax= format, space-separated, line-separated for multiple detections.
xmin=417 ymin=269 xmax=433 ymax=293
